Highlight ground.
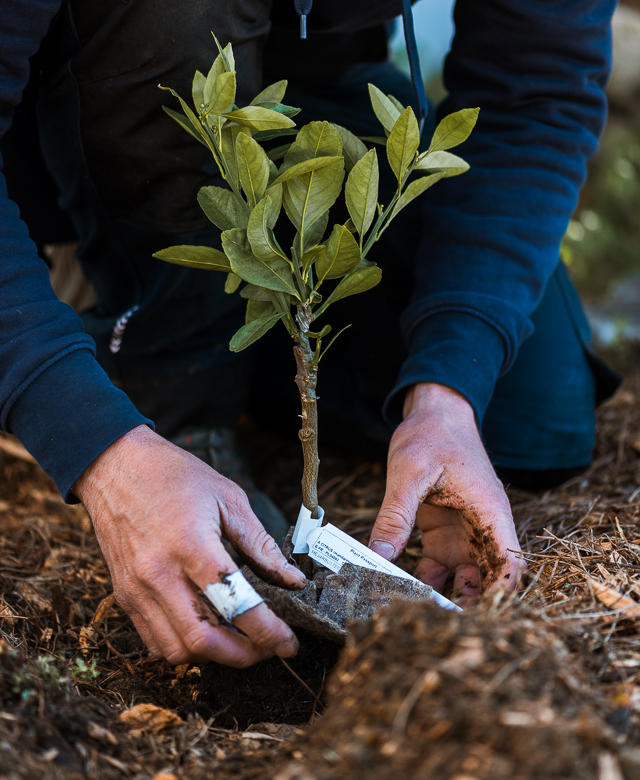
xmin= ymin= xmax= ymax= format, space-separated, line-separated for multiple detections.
xmin=3 ymin=379 xmax=640 ymax=779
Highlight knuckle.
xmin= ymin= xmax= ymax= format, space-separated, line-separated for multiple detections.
xmin=182 ymin=627 xmax=213 ymax=659
xmin=134 ymin=557 xmax=169 ymax=590
xmin=377 ymin=499 xmax=415 ymax=531
xmin=164 ymin=646 xmax=192 ymax=666
xmin=246 ymin=623 xmax=285 ymax=651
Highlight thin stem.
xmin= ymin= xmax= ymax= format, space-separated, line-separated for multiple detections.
xmin=294 ymin=307 xmax=319 ymax=518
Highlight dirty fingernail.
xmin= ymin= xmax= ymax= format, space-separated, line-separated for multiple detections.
xmin=285 ymin=563 xmax=307 ymax=583
xmin=275 ymin=634 xmax=300 ymax=658
xmin=369 ymin=540 xmax=396 ymax=560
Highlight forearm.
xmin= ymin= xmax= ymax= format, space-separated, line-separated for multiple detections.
xmin=387 ymin=0 xmax=615 ymax=424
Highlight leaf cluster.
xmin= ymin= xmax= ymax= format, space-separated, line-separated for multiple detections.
xmin=154 ymin=35 xmax=477 ymax=357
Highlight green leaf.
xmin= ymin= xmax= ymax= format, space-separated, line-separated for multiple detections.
xmin=302 ymin=212 xmax=329 ymax=252
xmin=162 ymin=106 xmax=208 ymax=147
xmin=359 ymin=136 xmax=387 ymax=145
xmin=246 ymin=299 xmax=276 ymax=324
xmin=429 ymin=108 xmax=479 ymax=152
xmin=197 ymin=186 xmax=249 ymax=231
xmin=211 ymin=34 xmax=235 ymax=72
xmin=307 ymin=324 xmax=331 ymax=339
xmin=386 ymin=106 xmax=420 ymax=184
xmin=315 ymin=224 xmax=362 ymax=285
xmin=270 ymin=156 xmax=343 ymax=187
xmin=267 ymin=142 xmax=293 ymax=162
xmin=414 ymin=150 xmax=470 ymax=177
xmin=367 ymin=84 xmax=401 ymax=135
xmin=331 ymin=124 xmax=368 ymax=172
xmin=222 ymin=229 xmax=299 ymax=297
xmin=283 ymin=121 xmax=342 ymax=168
xmin=316 ymin=324 xmax=352 ymax=363
xmin=265 ymin=183 xmax=282 ymax=226
xmin=221 ymin=125 xmax=250 ymax=190
xmin=251 ymin=80 xmax=288 ymax=106
xmin=225 ymin=273 xmax=242 ymax=293
xmin=225 ymin=106 xmax=296 ymax=131
xmin=192 ymin=71 xmax=206 ymax=113
xmin=301 ymin=244 xmax=325 ymax=274
xmin=276 ymin=121 xmax=345 ymax=238
xmin=240 ymin=283 xmax=272 ymax=301
xmin=236 ymin=132 xmax=270 ymax=208
xmin=159 ymin=87 xmax=211 ymax=148
xmin=283 ymin=159 xmax=344 ymax=235
xmin=257 ymin=102 xmax=301 ymax=119
xmin=268 ymin=158 xmax=279 ymax=185
xmin=387 ymin=94 xmax=406 ymax=114
xmin=153 ymin=245 xmax=231 ymax=272
xmin=390 ymin=172 xmax=446 ymax=221
xmin=319 ymin=266 xmax=382 ymax=313
xmin=203 ymin=58 xmax=227 ymax=110
xmin=253 ymin=128 xmax=298 ymax=143
xmin=229 ymin=311 xmax=283 ymax=352
xmin=247 ymin=194 xmax=285 ymax=262
xmin=207 ymin=70 xmax=236 ymax=115
xmin=345 ymin=149 xmax=379 ymax=239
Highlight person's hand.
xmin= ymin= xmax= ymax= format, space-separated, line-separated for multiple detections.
xmin=73 ymin=425 xmax=306 ymax=667
xmin=369 ymin=383 xmax=524 ymax=603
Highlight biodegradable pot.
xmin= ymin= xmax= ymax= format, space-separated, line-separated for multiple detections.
xmin=242 ymin=526 xmax=441 ymax=647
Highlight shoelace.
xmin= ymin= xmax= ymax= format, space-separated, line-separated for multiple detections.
xmin=292 ymin=0 xmax=428 ymax=135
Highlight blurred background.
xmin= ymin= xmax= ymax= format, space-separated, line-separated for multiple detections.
xmin=391 ymin=0 xmax=640 ymax=374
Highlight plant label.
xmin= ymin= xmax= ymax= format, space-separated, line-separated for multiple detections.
xmin=305 ymin=523 xmax=462 ymax=612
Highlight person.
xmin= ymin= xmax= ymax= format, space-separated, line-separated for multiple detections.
xmin=0 ymin=0 xmax=620 ymax=667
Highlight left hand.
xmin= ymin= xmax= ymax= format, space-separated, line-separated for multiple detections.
xmin=368 ymin=382 xmax=524 ymax=603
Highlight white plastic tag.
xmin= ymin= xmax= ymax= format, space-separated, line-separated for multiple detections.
xmin=204 ymin=570 xmax=264 ymax=621
xmin=306 ymin=523 xmax=462 ymax=612
xmin=292 ymin=504 xmax=325 ymax=553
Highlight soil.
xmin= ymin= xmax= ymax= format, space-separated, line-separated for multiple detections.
xmin=4 ymin=376 xmax=640 ymax=778
xmin=277 ymin=599 xmax=621 ymax=780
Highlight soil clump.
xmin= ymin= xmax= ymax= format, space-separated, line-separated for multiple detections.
xmin=278 ymin=597 xmax=621 ymax=780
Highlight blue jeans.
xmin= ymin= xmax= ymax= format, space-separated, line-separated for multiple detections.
xmin=2 ymin=0 xmax=619 ymax=484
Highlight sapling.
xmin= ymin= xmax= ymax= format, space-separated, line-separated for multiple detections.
xmin=154 ymin=36 xmax=476 ymax=561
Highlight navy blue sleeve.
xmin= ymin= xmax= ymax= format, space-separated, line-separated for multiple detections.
xmin=385 ymin=0 xmax=615 ymax=425
xmin=0 ymin=0 xmax=151 ymax=501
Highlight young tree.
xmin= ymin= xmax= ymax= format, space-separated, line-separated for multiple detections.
xmin=155 ymin=36 xmax=476 ymax=532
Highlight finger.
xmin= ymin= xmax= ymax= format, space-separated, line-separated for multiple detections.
xmin=369 ymin=468 xmax=430 ymax=560
xmin=452 ymin=564 xmax=480 ymax=606
xmin=125 ymin=605 xmax=164 ymax=658
xmin=220 ymin=487 xmax=307 ymax=590
xmin=233 ymin=603 xmax=299 ymax=659
xmin=436 ymin=479 xmax=523 ymax=590
xmin=181 ymin=535 xmax=300 ymax=659
xmin=414 ymin=557 xmax=450 ymax=592
xmin=148 ymin=575 xmax=275 ymax=667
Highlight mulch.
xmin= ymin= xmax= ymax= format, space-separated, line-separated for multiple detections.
xmin=3 ymin=376 xmax=640 ymax=778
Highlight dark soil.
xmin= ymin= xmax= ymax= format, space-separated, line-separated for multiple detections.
xmin=278 ymin=599 xmax=621 ymax=780
xmin=201 ymin=628 xmax=339 ymax=728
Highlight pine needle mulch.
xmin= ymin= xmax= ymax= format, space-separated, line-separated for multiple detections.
xmin=2 ymin=377 xmax=640 ymax=778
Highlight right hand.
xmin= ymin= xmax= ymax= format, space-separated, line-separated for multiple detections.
xmin=73 ymin=425 xmax=306 ymax=668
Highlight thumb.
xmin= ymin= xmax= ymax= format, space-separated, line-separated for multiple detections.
xmin=369 ymin=482 xmax=422 ymax=561
xmin=221 ymin=493 xmax=306 ymax=591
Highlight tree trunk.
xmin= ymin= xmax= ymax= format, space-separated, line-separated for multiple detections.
xmin=293 ymin=331 xmax=319 ymax=519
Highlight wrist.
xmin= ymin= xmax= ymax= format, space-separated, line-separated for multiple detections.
xmin=402 ymin=382 xmax=476 ymax=424
xmin=72 ymin=424 xmax=153 ymax=504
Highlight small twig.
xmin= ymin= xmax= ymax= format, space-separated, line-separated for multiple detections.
xmin=391 ymin=670 xmax=437 ymax=739
xmin=279 ymin=657 xmax=324 ymax=711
